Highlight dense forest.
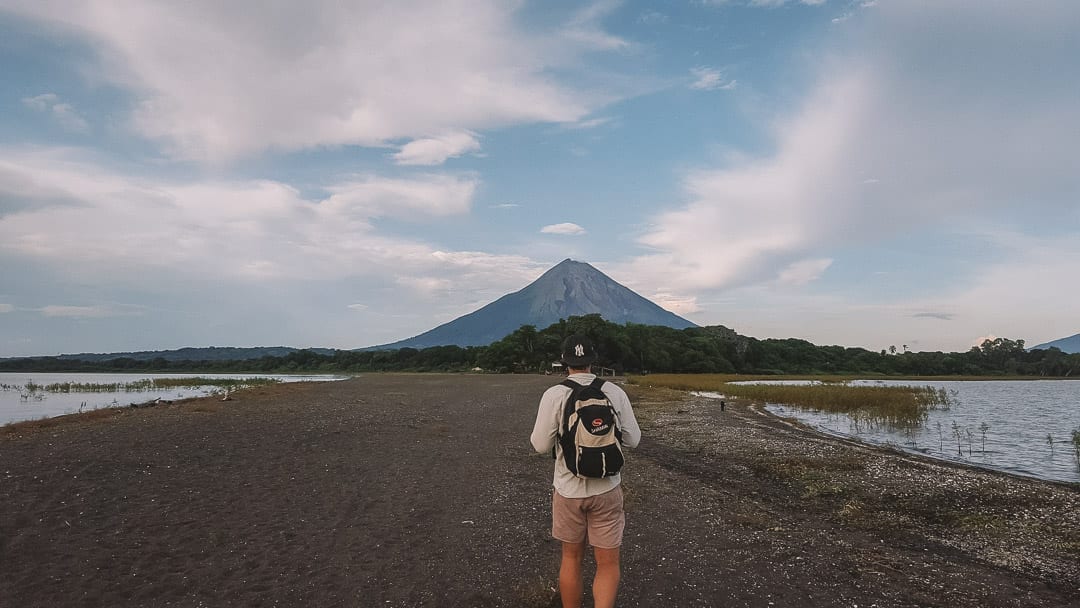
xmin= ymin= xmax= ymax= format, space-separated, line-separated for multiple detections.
xmin=2 ymin=315 xmax=1077 ymax=377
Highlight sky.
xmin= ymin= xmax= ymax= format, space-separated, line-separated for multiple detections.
xmin=1 ymin=0 xmax=1078 ymax=357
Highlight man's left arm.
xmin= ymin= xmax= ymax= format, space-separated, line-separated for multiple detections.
xmin=608 ymin=385 xmax=641 ymax=448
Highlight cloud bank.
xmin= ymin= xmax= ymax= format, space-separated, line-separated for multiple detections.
xmin=0 ymin=148 xmax=535 ymax=289
xmin=607 ymin=0 xmax=1080 ymax=349
xmin=2 ymin=0 xmax=609 ymax=162
xmin=630 ymin=1 xmax=1080 ymax=297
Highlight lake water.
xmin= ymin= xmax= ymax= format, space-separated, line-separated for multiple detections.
xmin=0 ymin=372 xmax=347 ymax=426
xmin=713 ymin=380 xmax=1080 ymax=484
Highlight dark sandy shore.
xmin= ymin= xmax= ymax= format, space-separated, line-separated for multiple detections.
xmin=1 ymin=374 xmax=1077 ymax=607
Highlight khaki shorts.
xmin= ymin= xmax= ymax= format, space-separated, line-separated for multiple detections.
xmin=551 ymin=486 xmax=625 ymax=549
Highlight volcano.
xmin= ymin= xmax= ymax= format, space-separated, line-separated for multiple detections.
xmin=367 ymin=259 xmax=697 ymax=349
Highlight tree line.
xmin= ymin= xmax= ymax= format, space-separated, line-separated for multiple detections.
xmin=1 ymin=315 xmax=1077 ymax=377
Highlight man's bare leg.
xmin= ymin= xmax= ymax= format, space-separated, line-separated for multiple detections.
xmin=592 ymin=546 xmax=621 ymax=608
xmin=560 ymin=541 xmax=586 ymax=608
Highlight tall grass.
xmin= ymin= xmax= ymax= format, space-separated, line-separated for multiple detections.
xmin=1 ymin=377 xmax=279 ymax=393
xmin=632 ymin=374 xmax=953 ymax=427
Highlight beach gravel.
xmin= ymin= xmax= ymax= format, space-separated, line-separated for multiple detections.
xmin=1 ymin=374 xmax=1077 ymax=607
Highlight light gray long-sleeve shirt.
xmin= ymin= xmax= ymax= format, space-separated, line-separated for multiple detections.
xmin=530 ymin=373 xmax=641 ymax=498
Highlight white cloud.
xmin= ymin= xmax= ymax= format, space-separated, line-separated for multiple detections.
xmin=562 ymin=116 xmax=614 ymax=130
xmin=651 ymin=293 xmax=701 ymax=315
xmin=396 ymin=275 xmax=453 ymax=295
xmin=22 ymin=93 xmax=89 ymax=132
xmin=638 ymin=11 xmax=668 ymax=25
xmin=701 ymin=0 xmax=827 ymax=6
xmin=563 ymin=0 xmax=631 ymax=51
xmin=749 ymin=0 xmax=826 ymax=6
xmin=689 ymin=67 xmax=736 ymax=91
xmin=322 ymin=174 xmax=477 ymax=221
xmin=776 ymin=258 xmax=832 ymax=286
xmin=833 ymin=0 xmax=878 ymax=24
xmin=51 ymin=104 xmax=89 ymax=132
xmin=21 ymin=93 xmax=57 ymax=111
xmin=490 ymin=203 xmax=519 ymax=209
xmin=2 ymin=1 xmax=618 ymax=162
xmin=39 ymin=305 xmax=120 ymax=318
xmin=393 ymin=132 xmax=481 ymax=166
xmin=541 ymin=223 xmax=587 ymax=235
xmin=912 ymin=312 xmax=955 ymax=321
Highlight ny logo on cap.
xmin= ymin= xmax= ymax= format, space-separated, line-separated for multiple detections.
xmin=574 ymin=344 xmax=585 ymax=357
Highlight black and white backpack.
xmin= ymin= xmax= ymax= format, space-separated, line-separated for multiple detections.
xmin=558 ymin=378 xmax=624 ymax=478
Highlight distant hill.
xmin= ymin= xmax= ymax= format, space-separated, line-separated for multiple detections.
xmin=366 ymin=259 xmax=697 ymax=350
xmin=1031 ymin=333 xmax=1080 ymax=354
xmin=9 ymin=346 xmax=338 ymax=363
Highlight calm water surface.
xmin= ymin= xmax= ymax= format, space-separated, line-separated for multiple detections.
xmin=750 ymin=380 xmax=1080 ymax=484
xmin=0 ymin=372 xmax=347 ymax=425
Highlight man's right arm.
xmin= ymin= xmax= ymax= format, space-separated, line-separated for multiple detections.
xmin=530 ymin=386 xmax=563 ymax=453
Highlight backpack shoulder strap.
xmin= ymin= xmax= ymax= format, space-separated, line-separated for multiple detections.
xmin=558 ymin=379 xmax=584 ymax=436
xmin=587 ymin=377 xmax=623 ymax=441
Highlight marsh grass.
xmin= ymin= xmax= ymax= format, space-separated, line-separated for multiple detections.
xmin=749 ymin=453 xmax=864 ymax=501
xmin=838 ymin=499 xmax=864 ymax=519
xmin=632 ymin=374 xmax=953 ymax=427
xmin=955 ymin=512 xmax=1008 ymax=531
xmin=2 ymin=377 xmax=280 ymax=393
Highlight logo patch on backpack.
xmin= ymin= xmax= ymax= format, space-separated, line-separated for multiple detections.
xmin=558 ymin=378 xmax=624 ymax=478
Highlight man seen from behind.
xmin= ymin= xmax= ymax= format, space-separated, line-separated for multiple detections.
xmin=531 ymin=334 xmax=641 ymax=608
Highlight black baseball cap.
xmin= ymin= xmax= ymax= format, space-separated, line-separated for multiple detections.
xmin=561 ymin=334 xmax=597 ymax=367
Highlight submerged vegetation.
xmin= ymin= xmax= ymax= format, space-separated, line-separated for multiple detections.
xmin=633 ymin=374 xmax=954 ymax=427
xmin=1073 ymin=429 xmax=1080 ymax=468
